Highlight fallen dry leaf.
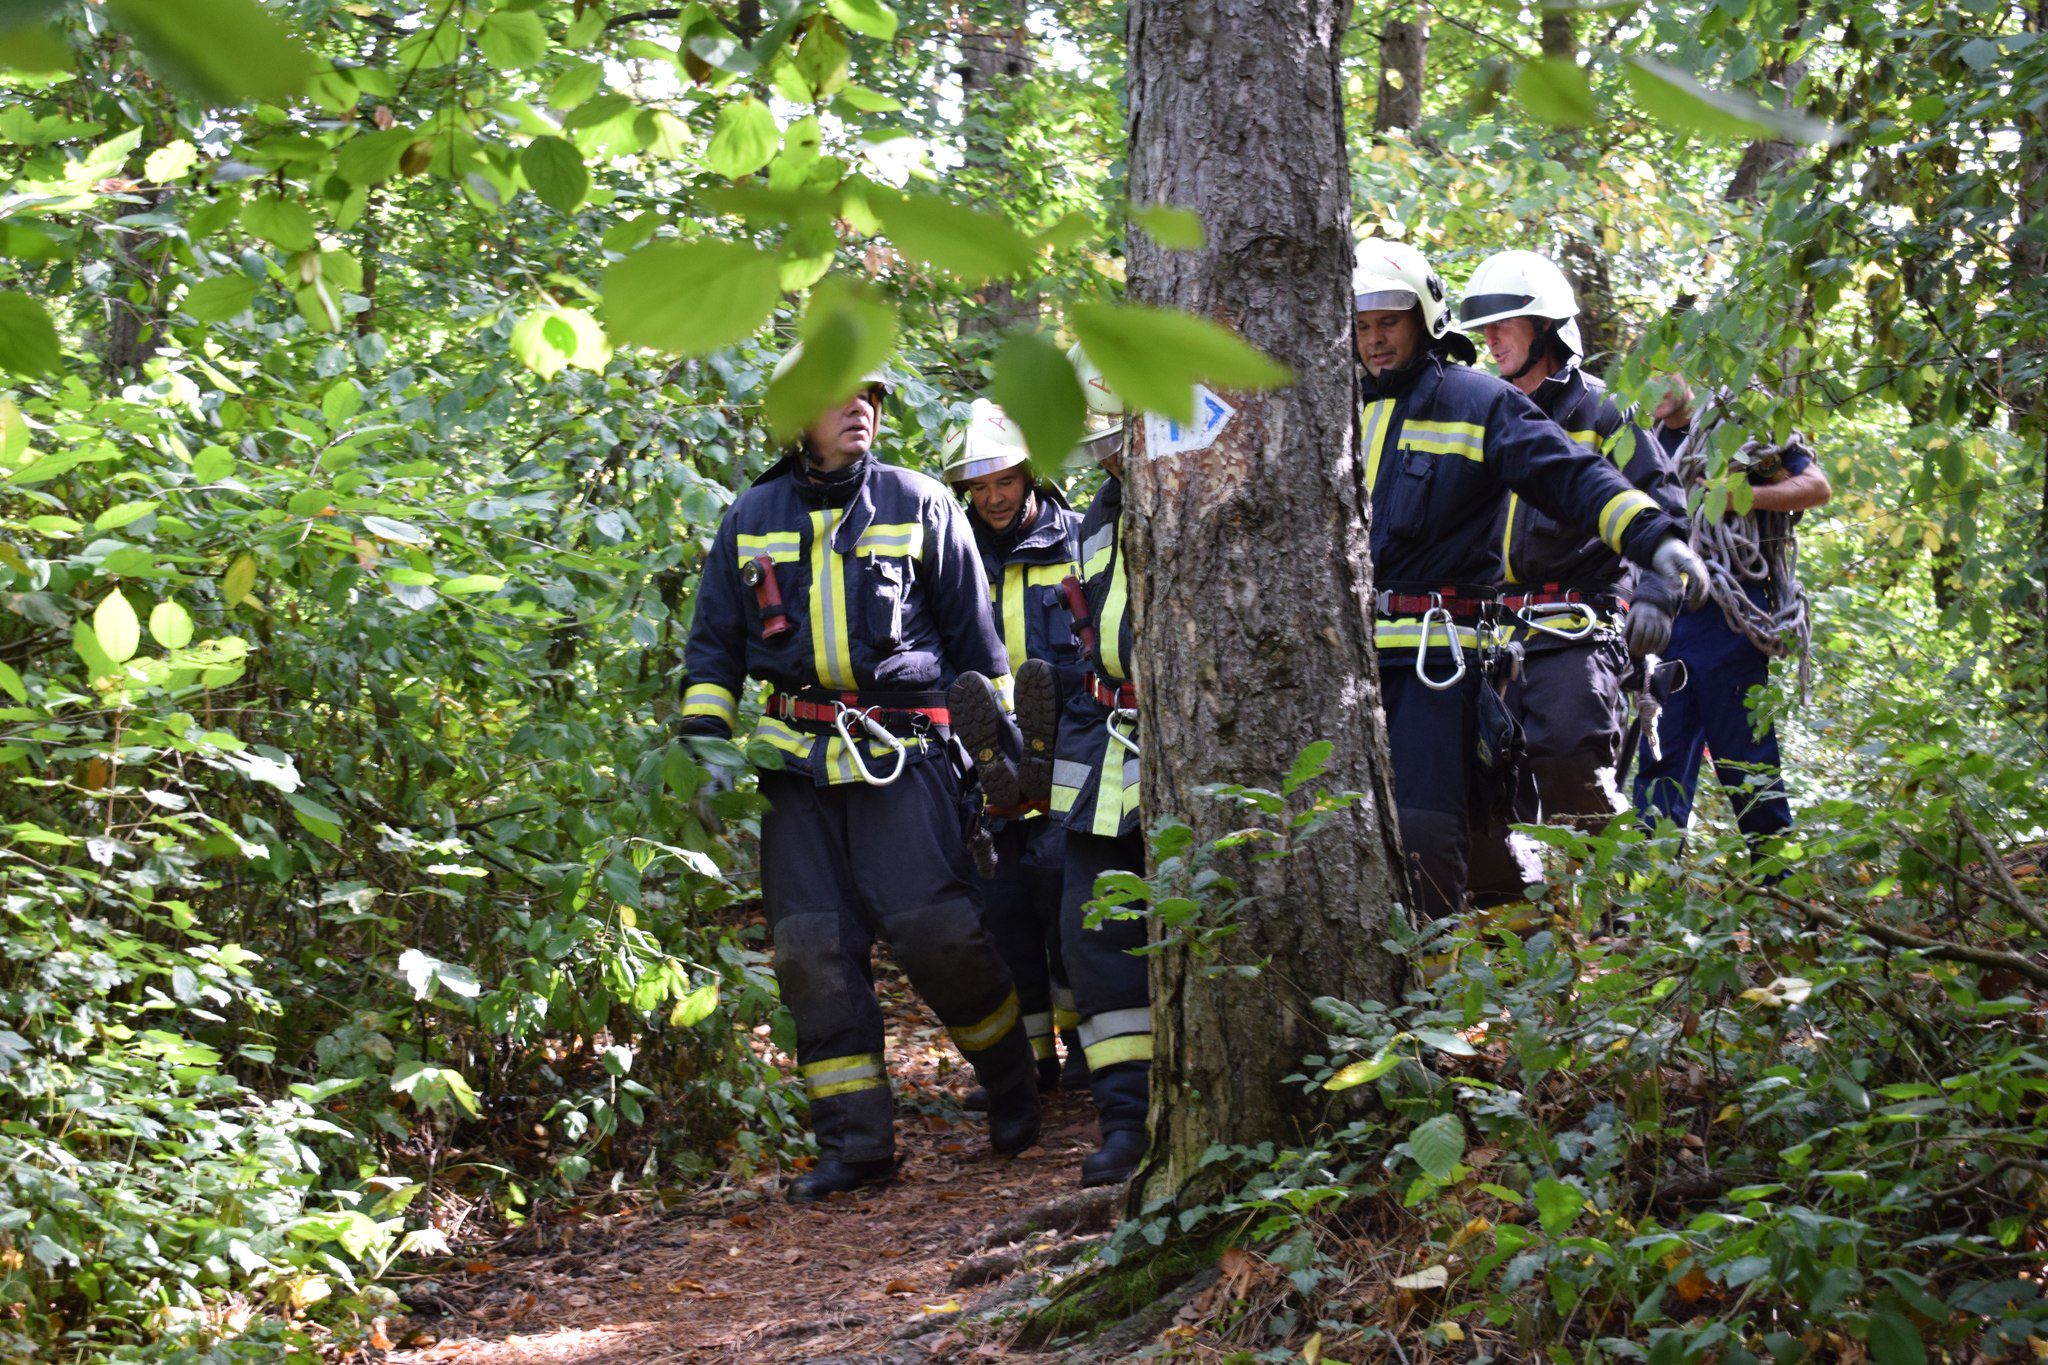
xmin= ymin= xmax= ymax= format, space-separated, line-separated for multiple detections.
xmin=884 ymin=1278 xmax=919 ymax=1295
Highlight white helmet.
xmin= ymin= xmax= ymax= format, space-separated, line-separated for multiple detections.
xmin=1352 ymin=238 xmax=1454 ymax=341
xmin=1457 ymin=250 xmax=1584 ymax=360
xmin=1067 ymin=343 xmax=1125 ymax=465
xmin=941 ymin=398 xmax=1032 ymax=484
xmin=769 ymin=343 xmax=894 ymax=396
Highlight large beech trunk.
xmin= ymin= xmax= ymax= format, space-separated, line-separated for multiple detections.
xmin=1122 ymin=0 xmax=1407 ymax=1208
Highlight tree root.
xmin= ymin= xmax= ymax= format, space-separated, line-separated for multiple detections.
xmin=968 ymin=1186 xmax=1119 ymax=1253
xmin=1008 ymin=1224 xmax=1235 ymax=1350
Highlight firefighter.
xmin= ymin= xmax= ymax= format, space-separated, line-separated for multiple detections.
xmin=1045 ymin=348 xmax=1151 ymax=1187
xmin=676 ymin=348 xmax=1042 ymax=1202
xmin=941 ymin=399 xmax=1090 ymax=1095
xmin=1456 ymin=251 xmax=1684 ymax=903
xmin=1353 ymin=238 xmax=1709 ymax=921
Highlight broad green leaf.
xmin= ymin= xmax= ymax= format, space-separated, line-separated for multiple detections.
xmin=1283 ymin=740 xmax=1334 ymax=794
xmin=440 ymin=574 xmax=506 ymax=595
xmin=94 ymin=589 xmax=141 ymax=665
xmin=336 ymin=128 xmax=412 ymax=185
xmin=1515 ymin=57 xmax=1596 ymax=126
xmin=989 ymin=331 xmax=1087 ymax=474
xmin=322 ymin=381 xmax=362 ymax=427
xmin=286 ymin=792 xmax=342 ymax=842
xmin=95 ymin=499 xmax=159 ymax=531
xmin=0 ymin=292 xmax=59 ymax=375
xmin=222 ymin=552 xmax=257 ymax=606
xmin=1408 ymin=1113 xmax=1465 ymax=1180
xmin=192 ymin=445 xmax=235 ymax=482
xmin=181 ymin=274 xmax=259 ymax=322
xmin=0 ymin=397 xmax=28 ymax=462
xmin=102 ymin=0 xmax=313 ymax=105
xmin=602 ymin=241 xmax=781 ymax=357
xmin=794 ymin=15 xmax=849 ymax=98
xmin=26 ymin=514 xmax=80 ymax=536
xmin=763 ymin=278 xmax=897 ymax=438
xmin=476 ymin=10 xmax=548 ymax=70
xmin=706 ymin=97 xmax=778 ymax=180
xmin=0 ymin=661 xmax=24 ymax=703
xmin=836 ymin=84 xmax=902 ymax=113
xmin=0 ymin=25 xmax=71 ymax=73
xmin=669 ymin=980 xmax=719 ymax=1027
xmin=825 ymin=0 xmax=898 ymax=39
xmin=362 ymin=515 xmax=430 ymax=545
xmin=1068 ymin=301 xmax=1293 ymax=424
xmin=1533 ymin=1176 xmax=1584 ymax=1234
xmin=1324 ymin=1048 xmax=1401 ymax=1090
xmin=241 ymin=195 xmax=317 ymax=252
xmin=149 ymin=601 xmax=195 ymax=650
xmin=1132 ymin=205 xmax=1207 ymax=250
xmin=1867 ymin=1300 xmax=1927 ymax=1365
xmin=522 ymin=135 xmax=589 ymax=213
xmin=1623 ymin=56 xmax=1843 ymax=145
xmin=511 ymin=309 xmax=574 ymax=378
xmin=871 ymin=190 xmax=1038 ymax=285
xmin=1412 ymin=1028 xmax=1478 ymax=1056
xmin=144 ymin=140 xmax=198 ymax=182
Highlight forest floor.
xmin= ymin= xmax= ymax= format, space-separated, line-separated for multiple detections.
xmin=388 ymin=967 xmax=1124 ymax=1364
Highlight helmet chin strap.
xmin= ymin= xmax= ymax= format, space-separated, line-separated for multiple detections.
xmin=1504 ymin=319 xmax=1557 ymax=382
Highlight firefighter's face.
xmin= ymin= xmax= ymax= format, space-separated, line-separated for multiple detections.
xmin=1356 ymin=307 xmax=1424 ymax=377
xmin=965 ymin=466 xmax=1032 ymax=531
xmin=804 ymin=386 xmax=884 ymax=469
xmin=1481 ymin=316 xmax=1542 ymax=378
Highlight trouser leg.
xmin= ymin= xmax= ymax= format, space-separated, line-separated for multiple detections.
xmin=855 ymin=760 xmax=1037 ymax=1104
xmin=1520 ymin=636 xmax=1631 ymax=830
xmin=1695 ymin=647 xmax=1794 ymax=852
xmin=1633 ymin=655 xmax=1709 ymax=834
xmin=1061 ymin=829 xmax=1150 ymax=1134
xmin=978 ymin=822 xmax=1056 ymax=1065
xmin=1381 ymin=667 xmax=1480 ymax=921
xmin=759 ymin=772 xmax=893 ymax=1165
xmin=1020 ymin=821 xmax=1085 ymax=1072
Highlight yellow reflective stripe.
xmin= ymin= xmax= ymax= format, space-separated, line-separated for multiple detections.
xmin=737 ymin=532 xmax=802 ymax=564
xmin=1401 ymin=419 xmax=1485 ymax=461
xmin=1374 ymin=619 xmax=1482 ymax=650
xmin=1032 ymin=1035 xmax=1057 ymax=1060
xmin=1501 ymin=494 xmax=1520 ymax=587
xmin=856 ymin=522 xmax=922 ymax=558
xmin=1361 ymin=398 xmax=1397 ymax=493
xmin=1084 ymin=1034 xmax=1154 ymax=1070
xmin=1053 ymin=1006 xmax=1080 ymax=1030
xmin=1099 ymin=553 xmax=1129 ymax=681
xmin=1565 ymin=427 xmax=1600 ymax=448
xmin=1083 ymin=543 xmax=1114 ymax=578
xmin=800 ymin=1052 xmax=887 ymax=1099
xmin=991 ymin=672 xmax=1015 ymax=710
xmin=807 ymin=510 xmax=856 ymax=690
xmin=950 ymin=989 xmax=1020 ymax=1051
xmin=1091 ymin=740 xmax=1136 ymax=838
xmin=754 ymin=715 xmax=812 ymax=757
xmin=682 ymin=682 xmax=738 ymax=725
xmin=1001 ymin=563 xmax=1028 ymax=671
xmin=1024 ymin=563 xmax=1070 ymax=586
xmin=1051 ymin=782 xmax=1080 ymax=813
xmin=1596 ymin=490 xmax=1656 ymax=552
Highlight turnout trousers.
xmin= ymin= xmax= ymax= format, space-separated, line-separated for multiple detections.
xmin=1632 ymin=595 xmax=1793 ymax=854
xmin=760 ymin=760 xmax=1038 ymax=1165
xmin=1060 ymin=829 xmax=1150 ymax=1135
xmin=1380 ymin=662 xmax=1486 ymax=922
xmin=1466 ymin=633 xmax=1632 ymax=903
xmin=976 ymin=818 xmax=1077 ymax=1067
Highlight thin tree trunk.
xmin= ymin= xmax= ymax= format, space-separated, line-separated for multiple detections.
xmin=1123 ymin=0 xmax=1406 ymax=1211
xmin=957 ymin=2 xmax=1037 ymax=334
xmin=1374 ymin=3 xmax=1428 ymax=133
xmin=2017 ymin=0 xmax=2048 ymax=725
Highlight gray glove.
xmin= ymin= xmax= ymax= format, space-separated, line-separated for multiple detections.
xmin=1625 ymin=600 xmax=1672 ymax=660
xmin=1651 ymin=537 xmax=1710 ymax=610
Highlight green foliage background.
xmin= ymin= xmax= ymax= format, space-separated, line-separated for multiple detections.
xmin=0 ymin=0 xmax=2041 ymax=1357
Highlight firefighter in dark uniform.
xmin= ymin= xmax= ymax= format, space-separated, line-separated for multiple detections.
xmin=1352 ymin=239 xmax=1709 ymax=921
xmin=1047 ymin=351 xmax=1152 ymax=1188
xmin=676 ymin=349 xmax=1041 ymax=1203
xmin=941 ymin=399 xmax=1090 ymax=1094
xmin=1457 ymin=251 xmax=1684 ymax=903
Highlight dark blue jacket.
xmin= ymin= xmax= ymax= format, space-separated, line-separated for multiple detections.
xmin=679 ymin=451 xmax=1010 ymax=783
xmin=968 ymin=487 xmax=1086 ymax=686
xmin=1363 ymin=351 xmax=1686 ymax=659
xmin=1049 ymin=476 xmax=1139 ymax=839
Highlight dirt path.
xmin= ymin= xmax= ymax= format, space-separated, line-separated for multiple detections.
xmin=391 ymin=978 xmax=1111 ymax=1364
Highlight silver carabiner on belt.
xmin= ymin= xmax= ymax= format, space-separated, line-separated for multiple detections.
xmin=1519 ymin=602 xmax=1598 ymax=641
xmin=833 ymin=703 xmax=908 ymax=786
xmin=1416 ymin=595 xmax=1468 ymax=691
xmin=1107 ymin=707 xmax=1140 ymax=755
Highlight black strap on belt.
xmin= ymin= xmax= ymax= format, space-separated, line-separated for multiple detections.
xmin=766 ymin=687 xmax=951 ymax=737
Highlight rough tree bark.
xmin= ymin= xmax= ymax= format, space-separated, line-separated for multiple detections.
xmin=1374 ymin=2 xmax=1428 ymax=133
xmin=2017 ymin=0 xmax=2048 ymax=726
xmin=1123 ymin=0 xmax=1407 ymax=1210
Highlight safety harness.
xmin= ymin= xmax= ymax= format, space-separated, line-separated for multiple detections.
xmin=766 ymin=688 xmax=951 ymax=787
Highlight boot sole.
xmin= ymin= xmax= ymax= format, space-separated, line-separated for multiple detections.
xmin=950 ymin=676 xmax=1024 ymax=809
xmin=990 ymin=1112 xmax=1043 ymax=1157
xmin=1079 ymin=1162 xmax=1138 ymax=1187
xmin=785 ymin=1161 xmax=901 ymax=1203
xmin=1013 ymin=660 xmax=1062 ymax=805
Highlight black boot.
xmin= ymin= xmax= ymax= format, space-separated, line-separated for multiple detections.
xmin=987 ymin=1081 xmax=1043 ymax=1156
xmin=786 ymin=1155 xmax=899 ymax=1203
xmin=1013 ymin=658 xmax=1062 ymax=806
xmin=1079 ymin=1129 xmax=1146 ymax=1187
xmin=949 ymin=672 xmax=1028 ymax=809
xmin=1059 ymin=1028 xmax=1089 ymax=1089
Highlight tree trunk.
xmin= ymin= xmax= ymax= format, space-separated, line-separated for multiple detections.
xmin=2016 ymin=0 xmax=2048 ymax=726
xmin=1374 ymin=3 xmax=1428 ymax=133
xmin=1123 ymin=0 xmax=1406 ymax=1211
xmin=956 ymin=2 xmax=1038 ymax=334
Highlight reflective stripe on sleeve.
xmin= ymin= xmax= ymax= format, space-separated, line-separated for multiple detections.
xmin=737 ymin=531 xmax=802 ymax=564
xmin=1596 ymin=489 xmax=1657 ymax=552
xmin=1400 ymin=419 xmax=1486 ymax=461
xmin=800 ymin=1052 xmax=886 ymax=1099
xmin=855 ymin=522 xmax=923 ymax=558
xmin=682 ymin=682 xmax=738 ymax=726
xmin=1501 ymin=494 xmax=1521 ymax=587
xmin=1084 ymin=1033 xmax=1154 ymax=1070
xmin=949 ymin=989 xmax=1021 ymax=1052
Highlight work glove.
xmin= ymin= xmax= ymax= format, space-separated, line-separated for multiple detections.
xmin=1625 ymin=601 xmax=1673 ymax=660
xmin=1650 ymin=537 xmax=1710 ymax=610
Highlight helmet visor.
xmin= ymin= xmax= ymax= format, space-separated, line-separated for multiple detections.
xmin=1355 ymin=287 xmax=1420 ymax=314
xmin=1458 ymin=292 xmax=1536 ymax=324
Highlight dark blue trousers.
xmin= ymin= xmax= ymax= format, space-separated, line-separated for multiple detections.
xmin=1060 ymin=829 xmax=1149 ymax=1135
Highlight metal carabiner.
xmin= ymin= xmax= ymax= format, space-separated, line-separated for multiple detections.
xmin=1415 ymin=597 xmax=1468 ymax=691
xmin=1519 ymin=602 xmax=1598 ymax=642
xmin=833 ymin=704 xmax=908 ymax=786
xmin=1107 ymin=707 xmax=1141 ymax=755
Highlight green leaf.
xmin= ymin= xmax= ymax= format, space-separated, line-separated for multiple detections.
xmin=511 ymin=309 xmax=574 ymax=378
xmin=1324 ymin=1048 xmax=1400 ymax=1091
xmin=181 ymin=273 xmax=260 ymax=322
xmin=222 ymin=552 xmax=257 ymax=606
xmin=144 ymin=140 xmax=198 ymax=182
xmin=1515 ymin=57 xmax=1597 ymax=126
xmin=286 ymin=792 xmax=343 ymax=842
xmin=669 ymin=980 xmax=719 ymax=1027
xmin=836 ymin=83 xmax=902 ymax=113
xmin=1867 ymin=1300 xmax=1927 ymax=1365
xmin=0 ymin=661 xmax=25 ymax=703
xmin=0 ymin=24 xmax=72 ymax=73
xmin=1533 ymin=1176 xmax=1584 ymax=1234
xmin=989 ymin=332 xmax=1087 ymax=475
xmin=476 ymin=10 xmax=549 ymax=70
xmin=0 ymin=292 xmax=59 ymax=375
xmin=1132 ymin=205 xmax=1207 ymax=250
xmin=794 ymin=15 xmax=849 ymax=98
xmin=602 ymin=241 xmax=781 ymax=357
xmin=1408 ymin=1113 xmax=1466 ymax=1181
xmin=1622 ymin=56 xmax=1843 ymax=145
xmin=94 ymin=589 xmax=141 ymax=665
xmin=149 ymin=600 xmax=195 ymax=650
xmin=825 ymin=0 xmax=899 ymax=39
xmin=1282 ymin=741 xmax=1334 ymax=794
xmin=241 ymin=195 xmax=318 ymax=252
xmin=1068 ymin=301 xmax=1293 ymax=424
xmin=336 ymin=128 xmax=412 ymax=186
xmin=871 ymin=189 xmax=1038 ymax=285
xmin=706 ymin=96 xmax=779 ymax=179
xmin=440 ymin=574 xmax=506 ymax=596
xmin=102 ymin=0 xmax=313 ymax=105
xmin=192 ymin=445 xmax=234 ymax=482
xmin=763 ymin=278 xmax=897 ymax=438
xmin=95 ymin=499 xmax=159 ymax=531
xmin=362 ymin=515 xmax=430 ymax=546
xmin=1412 ymin=1028 xmax=1478 ymax=1057
xmin=522 ymin=136 xmax=589 ymax=214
